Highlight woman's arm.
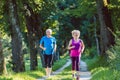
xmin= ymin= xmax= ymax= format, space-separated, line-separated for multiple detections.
xmin=81 ymin=40 xmax=85 ymax=53
xmin=68 ymin=39 xmax=75 ymax=50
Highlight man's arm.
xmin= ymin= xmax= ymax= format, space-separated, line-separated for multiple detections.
xmin=40 ymin=44 xmax=46 ymax=51
xmin=53 ymin=44 xmax=57 ymax=52
xmin=39 ymin=37 xmax=46 ymax=51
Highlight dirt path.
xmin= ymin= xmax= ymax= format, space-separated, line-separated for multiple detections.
xmin=37 ymin=59 xmax=91 ymax=80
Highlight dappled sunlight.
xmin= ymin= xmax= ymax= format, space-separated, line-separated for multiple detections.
xmin=0 ymin=0 xmax=120 ymax=80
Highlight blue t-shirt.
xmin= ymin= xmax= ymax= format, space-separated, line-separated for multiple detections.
xmin=40 ymin=36 xmax=56 ymax=55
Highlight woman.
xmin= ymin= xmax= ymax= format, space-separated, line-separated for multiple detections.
xmin=68 ymin=30 xmax=85 ymax=78
xmin=40 ymin=29 xmax=57 ymax=78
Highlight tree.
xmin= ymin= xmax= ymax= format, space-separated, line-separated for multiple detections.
xmin=0 ymin=33 xmax=7 ymax=75
xmin=22 ymin=0 xmax=59 ymax=68
xmin=96 ymin=0 xmax=115 ymax=56
xmin=4 ymin=0 xmax=25 ymax=72
xmin=23 ymin=2 xmax=42 ymax=70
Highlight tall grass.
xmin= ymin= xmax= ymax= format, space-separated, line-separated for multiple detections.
xmin=91 ymin=67 xmax=120 ymax=80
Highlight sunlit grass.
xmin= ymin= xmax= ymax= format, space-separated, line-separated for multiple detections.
xmin=53 ymin=54 xmax=69 ymax=71
xmin=91 ymin=67 xmax=120 ymax=80
xmin=0 ymin=53 xmax=69 ymax=80
xmin=0 ymin=71 xmax=44 ymax=80
xmin=48 ymin=65 xmax=73 ymax=80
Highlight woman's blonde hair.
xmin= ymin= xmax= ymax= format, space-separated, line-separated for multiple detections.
xmin=71 ymin=30 xmax=80 ymax=37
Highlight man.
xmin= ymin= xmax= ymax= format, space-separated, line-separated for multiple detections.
xmin=40 ymin=29 xmax=57 ymax=78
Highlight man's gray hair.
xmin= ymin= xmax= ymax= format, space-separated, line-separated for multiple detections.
xmin=46 ymin=29 xmax=52 ymax=33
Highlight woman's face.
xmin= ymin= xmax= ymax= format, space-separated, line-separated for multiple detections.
xmin=73 ymin=32 xmax=79 ymax=38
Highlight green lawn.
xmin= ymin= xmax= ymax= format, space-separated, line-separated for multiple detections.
xmin=0 ymin=53 xmax=69 ymax=80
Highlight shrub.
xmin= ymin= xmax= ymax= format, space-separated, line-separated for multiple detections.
xmin=91 ymin=67 xmax=120 ymax=80
xmin=82 ymin=46 xmax=97 ymax=60
xmin=106 ymin=39 xmax=120 ymax=71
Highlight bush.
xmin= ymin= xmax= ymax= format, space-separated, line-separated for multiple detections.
xmin=106 ymin=39 xmax=120 ymax=71
xmin=91 ymin=67 xmax=120 ymax=80
xmin=85 ymin=56 xmax=108 ymax=70
xmin=82 ymin=46 xmax=98 ymax=60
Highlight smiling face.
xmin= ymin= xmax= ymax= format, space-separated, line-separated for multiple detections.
xmin=46 ymin=29 xmax=52 ymax=37
xmin=72 ymin=30 xmax=80 ymax=39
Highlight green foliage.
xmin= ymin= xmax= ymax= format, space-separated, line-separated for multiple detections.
xmin=0 ymin=77 xmax=12 ymax=80
xmin=63 ymin=0 xmax=96 ymax=18
xmin=0 ymin=54 xmax=68 ymax=80
xmin=1 ymin=0 xmax=120 ymax=79
xmin=91 ymin=67 xmax=120 ymax=80
xmin=106 ymin=38 xmax=120 ymax=71
xmin=0 ymin=70 xmax=44 ymax=80
xmin=38 ymin=0 xmax=58 ymax=30
xmin=53 ymin=53 xmax=69 ymax=71
xmin=109 ymin=0 xmax=120 ymax=30
xmin=2 ymin=35 xmax=11 ymax=58
xmin=4 ymin=51 xmax=45 ymax=78
xmin=85 ymin=56 xmax=108 ymax=70
xmin=82 ymin=46 xmax=98 ymax=60
xmin=87 ymin=32 xmax=120 ymax=79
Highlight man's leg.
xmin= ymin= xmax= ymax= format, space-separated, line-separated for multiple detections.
xmin=48 ymin=54 xmax=53 ymax=76
xmin=44 ymin=54 xmax=49 ymax=77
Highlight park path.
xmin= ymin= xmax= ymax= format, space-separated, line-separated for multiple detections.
xmin=37 ymin=59 xmax=91 ymax=80
xmin=79 ymin=61 xmax=91 ymax=80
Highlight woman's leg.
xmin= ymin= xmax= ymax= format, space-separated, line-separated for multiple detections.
xmin=76 ymin=56 xmax=80 ymax=71
xmin=71 ymin=57 xmax=76 ymax=77
xmin=75 ymin=56 xmax=80 ymax=78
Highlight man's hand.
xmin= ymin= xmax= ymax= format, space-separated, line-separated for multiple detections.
xmin=43 ymin=48 xmax=46 ymax=51
xmin=53 ymin=48 xmax=56 ymax=52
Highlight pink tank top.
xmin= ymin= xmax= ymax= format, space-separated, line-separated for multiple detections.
xmin=70 ymin=39 xmax=82 ymax=57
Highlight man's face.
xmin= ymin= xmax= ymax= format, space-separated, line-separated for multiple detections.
xmin=46 ymin=31 xmax=52 ymax=36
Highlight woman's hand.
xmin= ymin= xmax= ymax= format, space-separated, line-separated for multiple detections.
xmin=71 ymin=46 xmax=75 ymax=49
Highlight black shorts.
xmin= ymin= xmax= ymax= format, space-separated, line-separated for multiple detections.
xmin=44 ymin=54 xmax=53 ymax=68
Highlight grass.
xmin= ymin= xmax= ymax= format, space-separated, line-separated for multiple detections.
xmin=47 ymin=65 xmax=73 ymax=80
xmin=53 ymin=53 xmax=69 ymax=71
xmin=85 ymin=56 xmax=120 ymax=80
xmin=91 ymin=67 xmax=120 ymax=80
xmin=0 ymin=53 xmax=69 ymax=80
xmin=0 ymin=70 xmax=44 ymax=80
xmin=85 ymin=56 xmax=108 ymax=70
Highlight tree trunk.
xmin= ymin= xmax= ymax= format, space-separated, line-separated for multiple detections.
xmin=96 ymin=0 xmax=115 ymax=56
xmin=8 ymin=0 xmax=25 ymax=72
xmin=94 ymin=16 xmax=100 ymax=56
xmin=0 ymin=33 xmax=7 ymax=75
xmin=28 ymin=32 xmax=38 ymax=70
xmin=23 ymin=3 xmax=43 ymax=70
